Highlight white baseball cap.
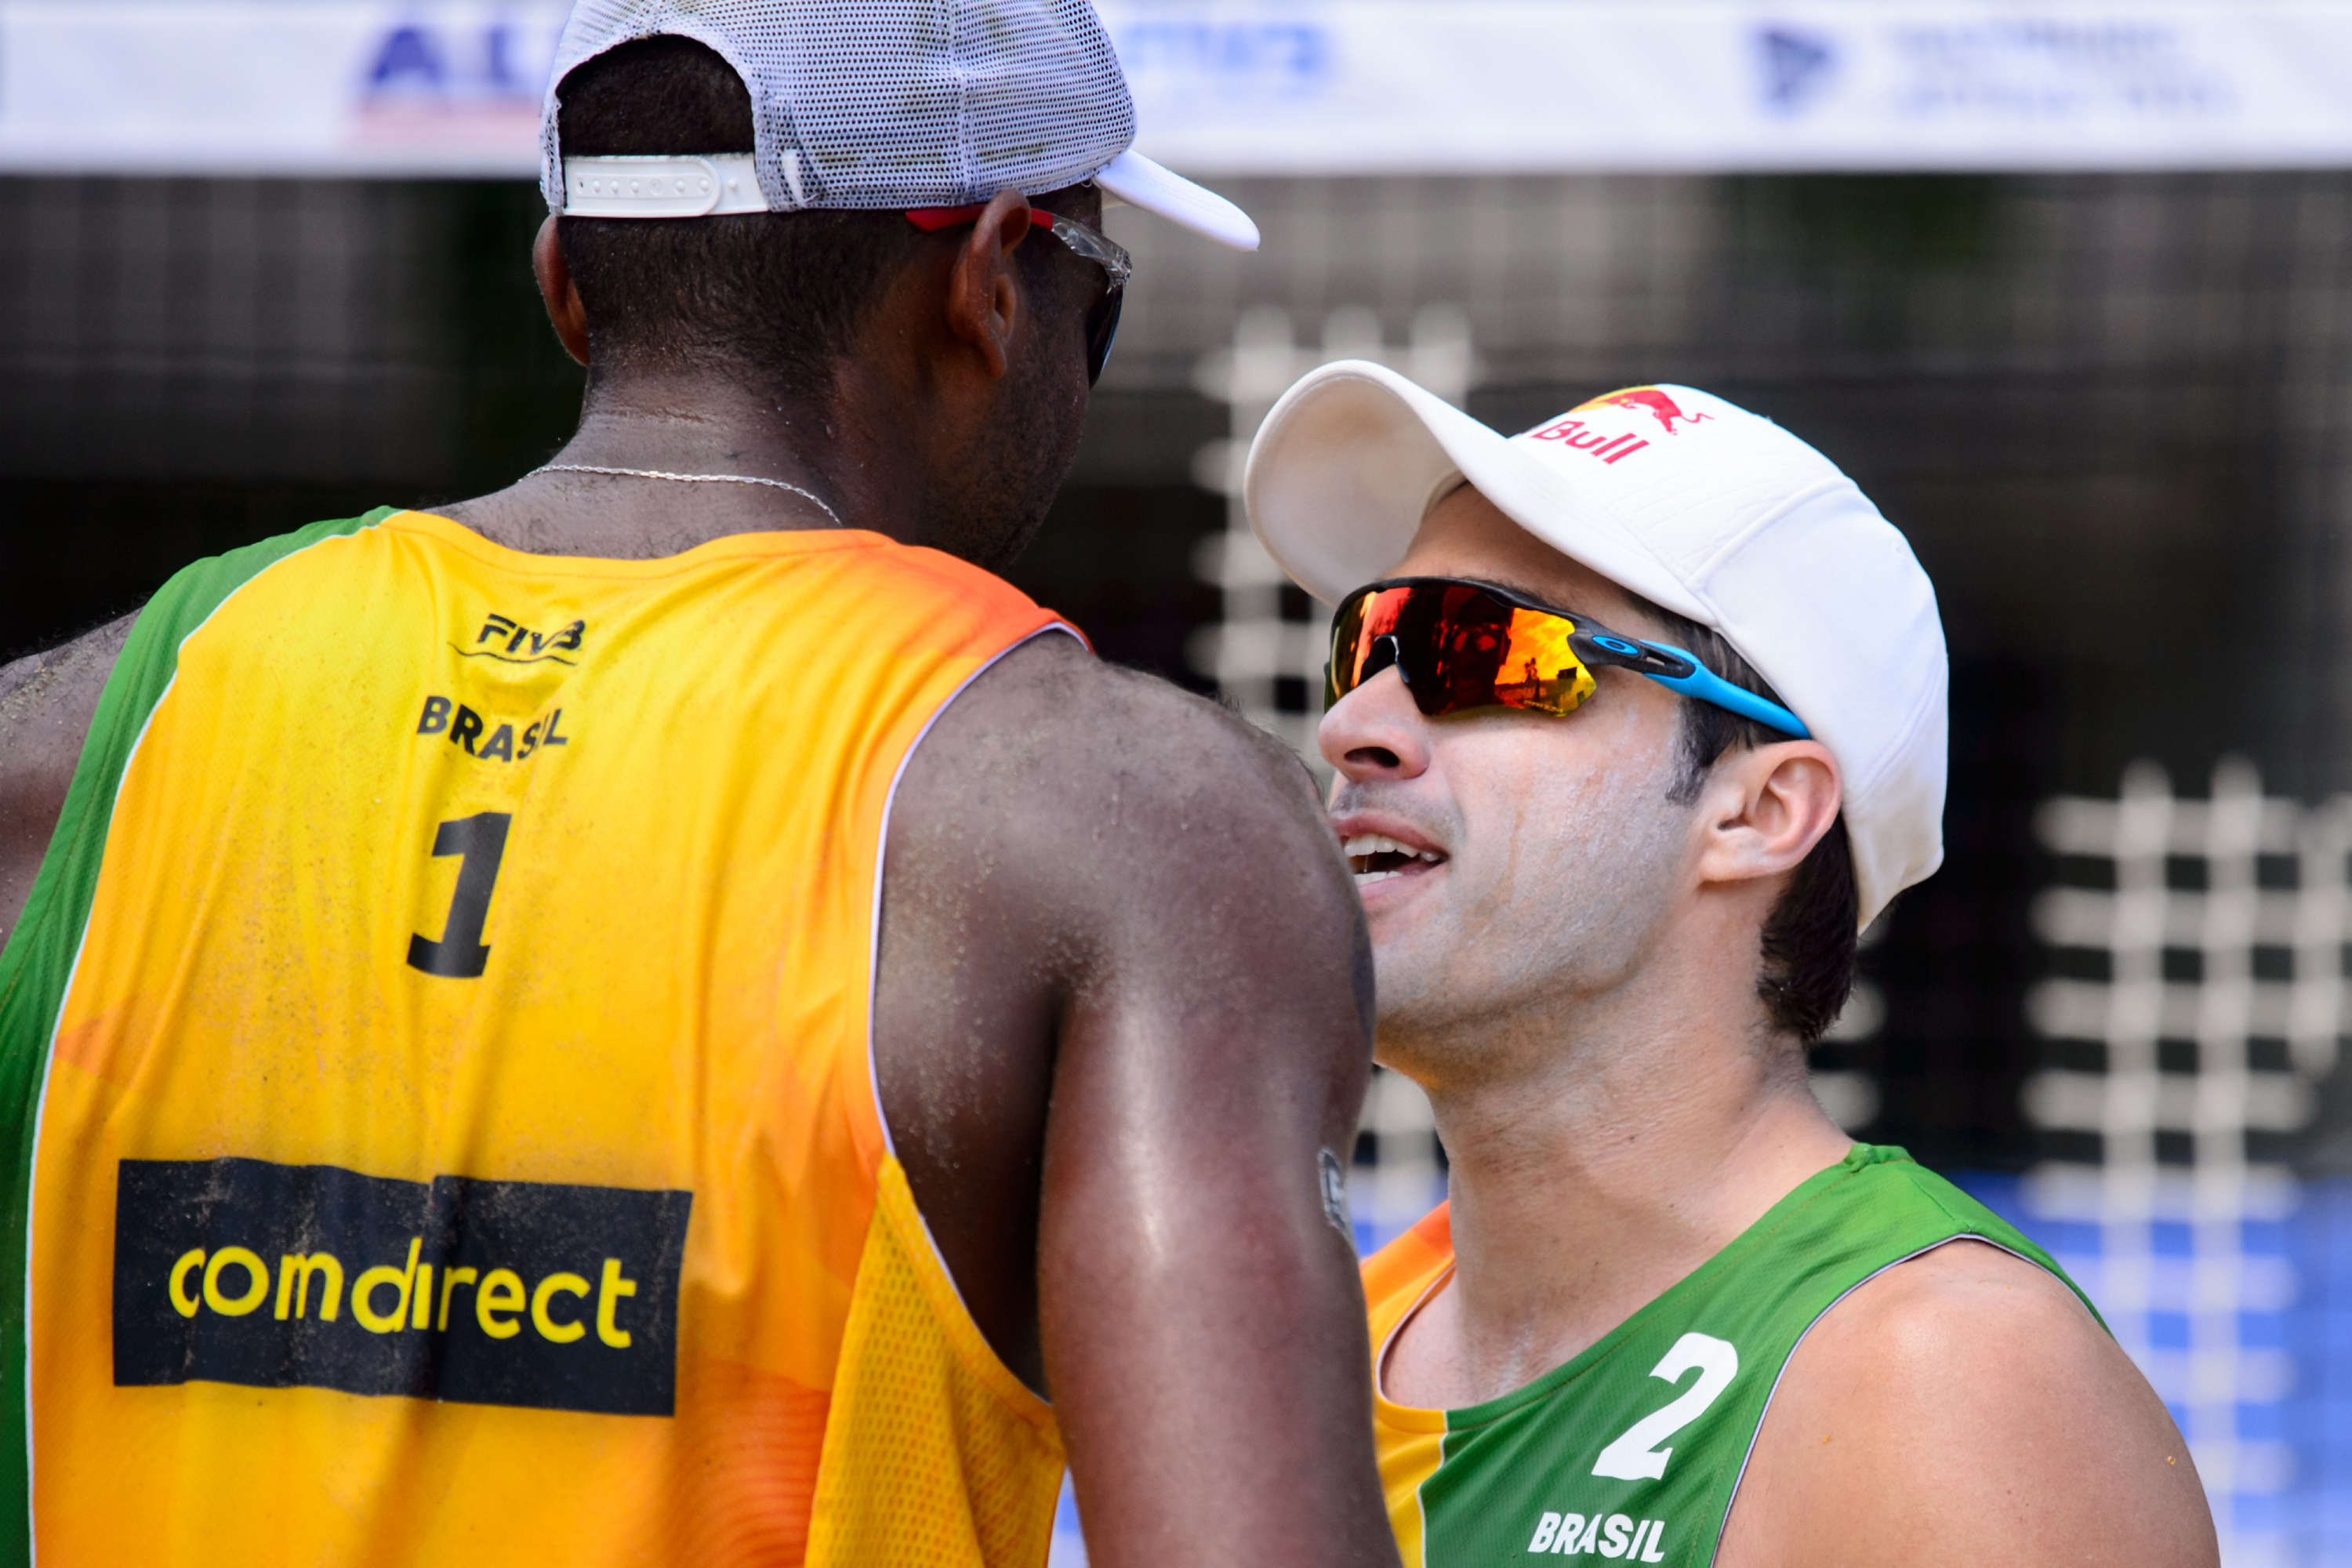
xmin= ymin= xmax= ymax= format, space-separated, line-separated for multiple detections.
xmin=1244 ymin=361 xmax=1947 ymax=928
xmin=539 ymin=0 xmax=1259 ymax=251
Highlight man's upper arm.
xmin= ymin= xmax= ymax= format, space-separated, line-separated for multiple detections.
xmin=1029 ymin=666 xmax=1388 ymax=1568
xmin=1726 ymin=1239 xmax=2216 ymax=1568
xmin=873 ymin=637 xmax=1396 ymax=1568
xmin=0 ymin=616 xmax=134 ymax=951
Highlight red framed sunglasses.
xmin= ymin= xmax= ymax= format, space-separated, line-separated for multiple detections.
xmin=906 ymin=202 xmax=1130 ymax=386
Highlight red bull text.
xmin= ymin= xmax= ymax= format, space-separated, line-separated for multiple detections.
xmin=1523 ymin=418 xmax=1649 ymax=464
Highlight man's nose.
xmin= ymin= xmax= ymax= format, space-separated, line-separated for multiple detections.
xmin=1319 ymin=665 xmax=1432 ymax=782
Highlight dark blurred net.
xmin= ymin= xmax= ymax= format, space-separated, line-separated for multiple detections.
xmin=0 ymin=176 xmax=582 ymax=656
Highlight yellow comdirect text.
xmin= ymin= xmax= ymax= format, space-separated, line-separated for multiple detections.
xmin=165 ymin=1240 xmax=640 ymax=1347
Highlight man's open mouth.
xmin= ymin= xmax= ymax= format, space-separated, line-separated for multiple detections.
xmin=1342 ymin=833 xmax=1446 ymax=886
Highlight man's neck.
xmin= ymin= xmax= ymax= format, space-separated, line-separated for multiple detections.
xmin=1383 ymin=978 xmax=1851 ymax=1410
xmin=439 ymin=366 xmax=922 ymax=561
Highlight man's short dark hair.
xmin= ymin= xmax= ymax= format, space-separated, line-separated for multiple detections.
xmin=1642 ymin=599 xmax=1859 ymax=1043
xmin=553 ymin=35 xmax=931 ymax=387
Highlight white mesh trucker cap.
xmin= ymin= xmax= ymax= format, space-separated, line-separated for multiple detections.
xmin=1244 ymin=361 xmax=1948 ymax=928
xmin=539 ymin=0 xmax=1259 ymax=249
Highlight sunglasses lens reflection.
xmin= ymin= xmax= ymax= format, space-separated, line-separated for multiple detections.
xmin=1327 ymin=583 xmax=1599 ymax=720
xmin=1327 ymin=593 xmax=1374 ymax=705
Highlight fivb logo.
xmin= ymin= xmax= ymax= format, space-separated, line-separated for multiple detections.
xmin=465 ymin=612 xmax=586 ymax=665
xmin=114 ymin=1157 xmax=691 ymax=1417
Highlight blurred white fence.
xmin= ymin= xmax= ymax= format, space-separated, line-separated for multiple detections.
xmin=1187 ymin=303 xmax=1477 ymax=768
xmin=2026 ymin=758 xmax=2349 ymax=1567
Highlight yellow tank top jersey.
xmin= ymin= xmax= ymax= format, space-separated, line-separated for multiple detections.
xmin=0 ymin=508 xmax=1073 ymax=1566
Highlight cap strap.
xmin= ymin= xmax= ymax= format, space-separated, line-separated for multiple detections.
xmin=560 ymin=154 xmax=769 ymax=219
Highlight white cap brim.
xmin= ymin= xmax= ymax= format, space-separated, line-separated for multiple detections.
xmin=1244 ymin=360 xmax=1708 ymax=620
xmin=1094 ymin=150 xmax=1259 ymax=252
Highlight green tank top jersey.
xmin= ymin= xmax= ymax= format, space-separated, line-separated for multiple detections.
xmin=1359 ymin=1144 xmax=2100 ymax=1566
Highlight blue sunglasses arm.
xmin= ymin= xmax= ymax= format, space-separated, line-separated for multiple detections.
xmin=1635 ymin=642 xmax=1813 ymax=739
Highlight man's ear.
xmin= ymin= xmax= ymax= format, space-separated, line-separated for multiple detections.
xmin=941 ymin=190 xmax=1036 ymax=380
xmin=1693 ymin=742 xmax=1842 ymax=890
xmin=533 ymin=216 xmax=591 ymax=368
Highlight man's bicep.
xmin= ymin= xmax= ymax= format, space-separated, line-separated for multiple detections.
xmin=1032 ymin=692 xmax=1392 ymax=1567
xmin=876 ymin=644 xmax=1372 ymax=1366
xmin=1043 ymin=692 xmax=1372 ymax=1221
xmin=1033 ymin=668 xmax=1374 ymax=1166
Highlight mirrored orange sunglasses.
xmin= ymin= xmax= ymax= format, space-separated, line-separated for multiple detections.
xmin=1327 ymin=578 xmax=1809 ymax=738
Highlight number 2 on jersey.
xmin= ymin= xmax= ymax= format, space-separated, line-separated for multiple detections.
xmin=407 ymin=812 xmax=512 ymax=979
xmin=1591 ymin=1332 xmax=1740 ymax=1481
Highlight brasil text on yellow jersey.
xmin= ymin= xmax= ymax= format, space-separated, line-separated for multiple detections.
xmin=0 ymin=507 xmax=1073 ymax=1566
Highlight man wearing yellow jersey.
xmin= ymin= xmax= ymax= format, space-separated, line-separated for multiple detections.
xmin=0 ymin=8 xmax=1399 ymax=1567
xmin=1244 ymin=365 xmax=2216 ymax=1566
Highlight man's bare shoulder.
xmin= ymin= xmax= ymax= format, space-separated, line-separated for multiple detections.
xmin=966 ymin=633 xmax=1309 ymax=767
xmin=0 ymin=615 xmax=132 ymax=713
xmin=1 ymin=615 xmax=138 ymax=947
xmin=872 ymin=628 xmax=1372 ymax=1399
xmin=908 ymin=633 xmax=1331 ymax=849
xmin=1724 ymin=1237 xmax=2216 ymax=1568
xmin=879 ymin=630 xmax=1359 ymax=1025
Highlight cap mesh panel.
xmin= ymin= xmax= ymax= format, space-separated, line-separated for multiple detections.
xmin=543 ymin=0 xmax=1135 ymax=213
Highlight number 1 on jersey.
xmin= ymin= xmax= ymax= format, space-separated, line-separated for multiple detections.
xmin=408 ymin=812 xmax=512 ymax=979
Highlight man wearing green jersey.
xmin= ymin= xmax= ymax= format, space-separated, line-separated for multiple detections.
xmin=1244 ymin=366 xmax=2217 ymax=1567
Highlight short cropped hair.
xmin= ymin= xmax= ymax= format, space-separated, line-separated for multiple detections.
xmin=1641 ymin=599 xmax=1859 ymax=1043
xmin=553 ymin=35 xmax=930 ymax=386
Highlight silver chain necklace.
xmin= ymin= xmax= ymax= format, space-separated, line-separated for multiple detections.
xmin=532 ymin=463 xmax=844 ymax=528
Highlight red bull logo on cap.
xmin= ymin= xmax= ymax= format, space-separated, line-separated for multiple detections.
xmin=1521 ymin=386 xmax=1713 ymax=468
xmin=1522 ymin=416 xmax=1648 ymax=465
xmin=1575 ymin=387 xmax=1714 ymax=435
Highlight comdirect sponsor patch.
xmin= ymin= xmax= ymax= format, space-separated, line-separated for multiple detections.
xmin=113 ymin=1157 xmax=691 ymax=1416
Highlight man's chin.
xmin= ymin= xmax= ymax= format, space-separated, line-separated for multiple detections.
xmin=1367 ymin=931 xmax=1463 ymax=1034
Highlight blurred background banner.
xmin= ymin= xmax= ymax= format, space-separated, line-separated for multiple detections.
xmin=4 ymin=4 xmax=2352 ymax=1565
xmin=0 ymin=2 xmax=568 ymax=176
xmin=14 ymin=2 xmax=2352 ymax=176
